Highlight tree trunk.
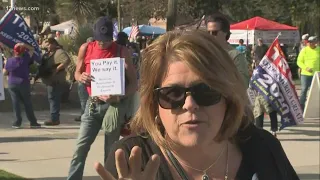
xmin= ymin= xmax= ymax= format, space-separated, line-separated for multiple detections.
xmin=33 ymin=16 xmax=40 ymax=34
xmin=117 ymin=0 xmax=121 ymax=32
xmin=166 ymin=0 xmax=177 ymax=31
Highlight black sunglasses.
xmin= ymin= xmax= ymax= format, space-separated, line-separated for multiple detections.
xmin=208 ymin=30 xmax=219 ymax=36
xmin=154 ymin=83 xmax=222 ymax=109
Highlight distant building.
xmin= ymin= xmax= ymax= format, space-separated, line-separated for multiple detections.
xmin=149 ymin=16 xmax=194 ymax=30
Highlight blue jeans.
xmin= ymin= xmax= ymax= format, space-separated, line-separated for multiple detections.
xmin=47 ymin=83 xmax=63 ymax=121
xmin=300 ymin=75 xmax=313 ymax=110
xmin=8 ymin=83 xmax=38 ymax=126
xmin=61 ymin=82 xmax=71 ymax=103
xmin=67 ymin=99 xmax=109 ymax=180
xmin=78 ymin=83 xmax=89 ymax=115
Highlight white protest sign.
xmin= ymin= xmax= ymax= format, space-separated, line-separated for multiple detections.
xmin=90 ymin=57 xmax=125 ymax=96
xmin=0 ymin=54 xmax=5 ymax=101
xmin=303 ymin=72 xmax=320 ymax=119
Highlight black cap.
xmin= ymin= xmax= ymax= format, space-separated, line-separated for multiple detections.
xmin=93 ymin=17 xmax=114 ymax=41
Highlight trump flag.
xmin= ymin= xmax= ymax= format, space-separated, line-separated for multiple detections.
xmin=0 ymin=9 xmax=41 ymax=62
xmin=249 ymin=38 xmax=303 ymax=129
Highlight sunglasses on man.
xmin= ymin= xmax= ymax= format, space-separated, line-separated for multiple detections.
xmin=208 ymin=30 xmax=219 ymax=36
xmin=154 ymin=83 xmax=222 ymax=109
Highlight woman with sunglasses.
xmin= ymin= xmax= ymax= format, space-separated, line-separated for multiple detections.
xmin=95 ymin=30 xmax=298 ymax=180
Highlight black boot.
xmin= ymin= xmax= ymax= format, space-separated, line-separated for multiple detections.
xmin=74 ymin=116 xmax=81 ymax=122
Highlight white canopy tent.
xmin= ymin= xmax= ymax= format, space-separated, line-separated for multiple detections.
xmin=50 ymin=20 xmax=76 ymax=34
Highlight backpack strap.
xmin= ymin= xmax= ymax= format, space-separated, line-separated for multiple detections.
xmin=166 ymin=150 xmax=190 ymax=180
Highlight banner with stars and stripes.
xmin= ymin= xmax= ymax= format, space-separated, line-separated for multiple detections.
xmin=249 ymin=37 xmax=303 ymax=129
xmin=113 ymin=21 xmax=118 ymax=40
xmin=129 ymin=25 xmax=139 ymax=42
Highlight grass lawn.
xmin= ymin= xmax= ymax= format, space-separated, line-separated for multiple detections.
xmin=0 ymin=170 xmax=28 ymax=180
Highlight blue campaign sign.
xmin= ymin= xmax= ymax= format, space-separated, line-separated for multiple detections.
xmin=0 ymin=9 xmax=41 ymax=62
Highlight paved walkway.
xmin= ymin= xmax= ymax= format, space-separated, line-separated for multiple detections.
xmin=0 ymin=110 xmax=319 ymax=180
xmin=0 ymin=80 xmax=81 ymax=112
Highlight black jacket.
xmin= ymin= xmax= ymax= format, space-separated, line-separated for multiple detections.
xmin=106 ymin=123 xmax=299 ymax=180
xmin=237 ymin=124 xmax=299 ymax=180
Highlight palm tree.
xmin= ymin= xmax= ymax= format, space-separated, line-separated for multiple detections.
xmin=55 ymin=0 xmax=97 ymax=25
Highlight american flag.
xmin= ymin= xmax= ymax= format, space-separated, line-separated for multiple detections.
xmin=113 ymin=21 xmax=119 ymax=40
xmin=129 ymin=25 xmax=139 ymax=42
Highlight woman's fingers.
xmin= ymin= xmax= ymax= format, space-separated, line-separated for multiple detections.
xmin=113 ymin=147 xmax=160 ymax=180
xmin=128 ymin=146 xmax=142 ymax=178
xmin=115 ymin=149 xmax=129 ymax=178
xmin=143 ymin=154 xmax=160 ymax=179
xmin=94 ymin=162 xmax=116 ymax=180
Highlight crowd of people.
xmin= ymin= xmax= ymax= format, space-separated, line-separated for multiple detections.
xmin=233 ymin=33 xmax=319 ymax=137
xmin=1 ymin=14 xmax=319 ymax=180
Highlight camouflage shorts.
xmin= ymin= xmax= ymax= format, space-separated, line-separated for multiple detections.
xmin=253 ymin=94 xmax=274 ymax=118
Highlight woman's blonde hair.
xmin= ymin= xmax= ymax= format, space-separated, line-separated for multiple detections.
xmin=131 ymin=30 xmax=253 ymax=148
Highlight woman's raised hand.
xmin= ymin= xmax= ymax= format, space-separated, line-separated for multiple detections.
xmin=95 ymin=146 xmax=160 ymax=180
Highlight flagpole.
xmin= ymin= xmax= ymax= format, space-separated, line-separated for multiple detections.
xmin=246 ymin=24 xmax=249 ymax=46
xmin=196 ymin=15 xmax=205 ymax=30
xmin=117 ymin=0 xmax=121 ymax=32
xmin=276 ymin=32 xmax=282 ymax=39
xmin=11 ymin=0 xmax=15 ymax=9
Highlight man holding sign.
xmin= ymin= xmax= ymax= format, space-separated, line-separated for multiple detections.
xmin=68 ymin=17 xmax=137 ymax=180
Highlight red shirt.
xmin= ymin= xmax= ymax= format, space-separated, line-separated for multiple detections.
xmin=84 ymin=41 xmax=120 ymax=95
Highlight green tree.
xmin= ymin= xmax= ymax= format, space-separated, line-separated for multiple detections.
xmin=289 ymin=0 xmax=320 ymax=35
xmin=221 ymin=0 xmax=263 ymax=22
xmin=121 ymin=0 xmax=167 ymax=21
xmin=55 ymin=0 xmax=97 ymax=24
xmin=220 ymin=0 xmax=319 ymax=36
xmin=178 ymin=0 xmax=220 ymax=19
xmin=14 ymin=0 xmax=56 ymax=32
xmin=55 ymin=0 xmax=119 ymax=24
xmin=167 ymin=0 xmax=177 ymax=31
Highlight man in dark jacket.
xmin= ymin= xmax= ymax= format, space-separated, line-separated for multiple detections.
xmin=252 ymin=38 xmax=269 ymax=66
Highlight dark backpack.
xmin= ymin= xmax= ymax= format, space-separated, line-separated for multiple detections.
xmin=37 ymin=52 xmax=56 ymax=78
